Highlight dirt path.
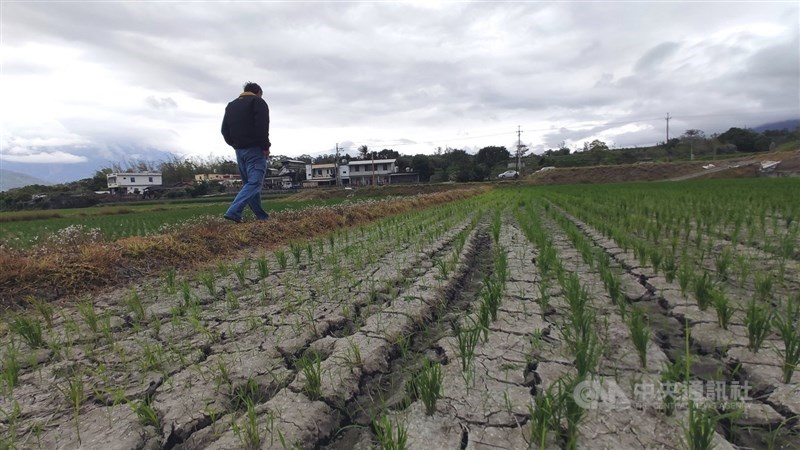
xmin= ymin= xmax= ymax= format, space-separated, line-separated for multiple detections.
xmin=667 ymin=159 xmax=759 ymax=181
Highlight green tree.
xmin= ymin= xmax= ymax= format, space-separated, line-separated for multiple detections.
xmin=445 ymin=149 xmax=476 ymax=182
xmin=681 ymin=129 xmax=705 ymax=159
xmin=718 ymin=127 xmax=769 ymax=152
xmin=411 ymin=154 xmax=435 ymax=182
xmin=377 ymin=148 xmax=400 ymax=160
xmin=589 ymin=140 xmax=609 ymax=152
xmin=475 ymin=146 xmax=510 ymax=167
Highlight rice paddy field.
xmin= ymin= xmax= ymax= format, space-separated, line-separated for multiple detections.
xmin=0 ymin=198 xmax=346 ymax=250
xmin=0 ymin=179 xmax=798 ymax=449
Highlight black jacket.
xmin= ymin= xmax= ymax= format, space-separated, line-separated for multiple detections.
xmin=221 ymin=93 xmax=270 ymax=151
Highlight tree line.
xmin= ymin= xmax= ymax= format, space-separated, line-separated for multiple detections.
xmin=2 ymin=124 xmax=796 ymax=210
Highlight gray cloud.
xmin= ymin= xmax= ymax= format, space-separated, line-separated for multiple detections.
xmin=634 ymin=42 xmax=682 ymax=72
xmin=2 ymin=1 xmax=798 ymax=174
xmin=145 ymin=96 xmax=178 ymax=110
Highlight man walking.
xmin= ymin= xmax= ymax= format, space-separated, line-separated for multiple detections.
xmin=221 ymin=81 xmax=271 ymax=222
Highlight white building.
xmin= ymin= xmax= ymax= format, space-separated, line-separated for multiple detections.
xmin=304 ymin=162 xmax=350 ymax=186
xmin=347 ymin=159 xmax=397 ymax=186
xmin=303 ymin=159 xmax=410 ymax=187
xmin=107 ymin=172 xmax=162 ymax=194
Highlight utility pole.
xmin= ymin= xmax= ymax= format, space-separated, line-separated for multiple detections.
xmin=515 ymin=125 xmax=528 ymax=174
xmin=335 ymin=143 xmax=340 ymax=186
xmin=665 ymin=113 xmax=672 ymax=162
xmin=371 ymin=151 xmax=376 ymax=186
xmin=516 ymin=125 xmax=522 ymax=172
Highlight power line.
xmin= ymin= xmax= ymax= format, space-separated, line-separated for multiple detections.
xmin=307 ymin=108 xmax=796 ymax=155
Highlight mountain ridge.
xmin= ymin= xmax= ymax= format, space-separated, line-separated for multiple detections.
xmin=0 ymin=169 xmax=53 ymax=192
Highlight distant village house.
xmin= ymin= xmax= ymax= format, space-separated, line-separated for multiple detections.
xmin=304 ymin=159 xmax=418 ymax=187
xmin=107 ymin=172 xmax=162 ymax=194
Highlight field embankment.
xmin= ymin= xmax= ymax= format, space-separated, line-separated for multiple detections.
xmin=0 ymin=186 xmax=488 ymax=307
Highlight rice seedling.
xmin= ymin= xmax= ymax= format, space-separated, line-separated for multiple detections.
xmin=635 ymin=241 xmax=648 ymax=267
xmin=734 ymin=254 xmax=750 ymax=288
xmin=216 ymin=260 xmax=230 ymax=277
xmin=122 ymin=291 xmax=146 ymax=327
xmin=773 ymin=295 xmax=800 ymax=383
xmin=702 ymin=287 xmax=731 ymax=329
xmin=454 ymin=321 xmax=481 ymax=387
xmin=289 ymin=241 xmax=303 ymax=267
xmin=476 ymin=300 xmax=491 ymax=343
xmin=231 ymin=377 xmax=267 ymax=411
xmin=132 ymin=395 xmax=160 ymax=428
xmin=494 ymin=247 xmax=508 ymax=283
xmin=297 ymin=351 xmax=322 ymax=400
xmin=180 ymin=279 xmax=192 ymax=304
xmin=481 ymin=276 xmax=503 ymax=321
xmin=226 ymin=291 xmax=240 ymax=311
xmin=59 ymin=368 xmax=86 ymax=444
xmin=99 ymin=312 xmax=114 ymax=344
xmin=627 ymin=306 xmax=650 ymax=368
xmin=26 ymin=296 xmax=55 ymax=329
xmin=1 ymin=345 xmax=20 ymax=392
xmin=344 ymin=337 xmax=363 ymax=368
xmin=197 ymin=271 xmax=216 ymax=296
xmin=683 ymin=403 xmax=719 ymax=450
xmin=414 ymin=359 xmax=443 ymax=415
xmin=678 ymin=261 xmax=693 ymax=297
xmin=755 ymin=272 xmax=773 ymax=302
xmin=140 ymin=341 xmax=166 ymax=373
xmin=163 ymin=267 xmax=177 ymax=295
xmin=490 ymin=209 xmax=502 ymax=243
xmin=744 ymin=299 xmax=772 ymax=353
xmin=232 ymin=399 xmax=262 ymax=450
xmin=77 ymin=298 xmax=99 ymax=336
xmin=256 ymin=255 xmax=270 ymax=279
xmin=649 ymin=248 xmax=663 ymax=274
xmin=714 ymin=248 xmax=732 ymax=281
xmin=537 ymin=280 xmax=551 ymax=317
xmin=373 ymin=414 xmax=408 ymax=450
xmin=233 ymin=260 xmax=250 ymax=287
xmin=275 ymin=250 xmax=288 ymax=270
xmin=9 ymin=315 xmax=45 ymax=348
xmin=693 ymin=271 xmax=714 ymax=311
xmin=562 ymin=316 xmax=602 ymax=379
xmin=527 ymin=379 xmax=566 ymax=450
xmin=663 ymin=252 xmax=677 ymax=283
xmin=433 ymin=257 xmax=450 ymax=280
xmin=0 ymin=401 xmax=21 ymax=449
xmin=660 ymin=358 xmax=683 ymax=416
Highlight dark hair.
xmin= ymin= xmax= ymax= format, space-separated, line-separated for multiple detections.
xmin=243 ymin=82 xmax=262 ymax=95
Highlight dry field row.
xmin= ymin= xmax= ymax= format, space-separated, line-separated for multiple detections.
xmin=1 ymin=185 xmax=798 ymax=449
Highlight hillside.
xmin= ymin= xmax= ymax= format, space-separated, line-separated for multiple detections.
xmin=0 ymin=169 xmax=52 ymax=192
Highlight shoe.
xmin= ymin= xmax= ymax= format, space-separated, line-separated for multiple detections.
xmin=256 ymin=214 xmax=270 ymax=221
xmin=223 ymin=215 xmax=243 ymax=223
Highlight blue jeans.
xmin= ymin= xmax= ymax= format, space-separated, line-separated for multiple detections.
xmin=225 ymin=147 xmax=268 ymax=220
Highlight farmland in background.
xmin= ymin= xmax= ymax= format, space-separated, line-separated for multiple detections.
xmin=0 ymin=179 xmax=798 ymax=449
xmin=0 ymin=198 xmax=351 ymax=250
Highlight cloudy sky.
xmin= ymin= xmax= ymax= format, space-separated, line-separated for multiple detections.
xmin=1 ymin=1 xmax=798 ymax=180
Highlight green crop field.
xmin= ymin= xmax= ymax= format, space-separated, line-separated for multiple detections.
xmin=2 ymin=179 xmax=799 ymax=449
xmin=0 ymin=197 xmax=348 ymax=249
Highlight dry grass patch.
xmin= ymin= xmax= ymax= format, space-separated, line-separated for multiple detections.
xmin=0 ymin=187 xmax=488 ymax=308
